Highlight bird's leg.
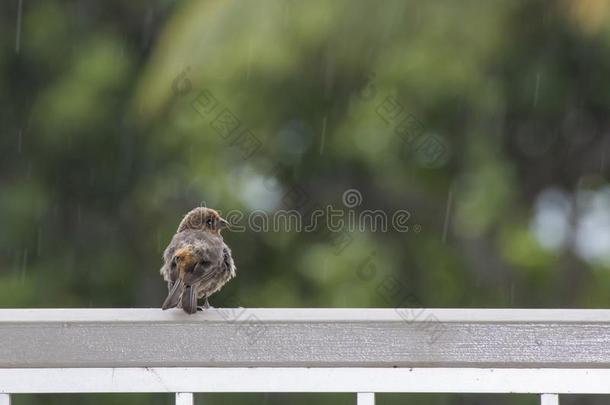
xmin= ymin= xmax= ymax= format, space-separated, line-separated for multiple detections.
xmin=197 ymin=296 xmax=213 ymax=311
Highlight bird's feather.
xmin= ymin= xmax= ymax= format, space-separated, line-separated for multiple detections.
xmin=181 ymin=284 xmax=198 ymax=314
xmin=183 ymin=261 xmax=218 ymax=285
xmin=162 ymin=278 xmax=184 ymax=310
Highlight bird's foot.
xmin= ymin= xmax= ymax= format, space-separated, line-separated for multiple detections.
xmin=197 ymin=298 xmax=213 ymax=311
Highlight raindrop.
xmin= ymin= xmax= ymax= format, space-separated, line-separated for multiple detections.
xmin=533 ymin=72 xmax=541 ymax=107
xmin=442 ymin=183 xmax=454 ymax=243
xmin=319 ymin=116 xmax=327 ymax=155
xmin=15 ymin=0 xmax=22 ymax=54
xmin=20 ymin=248 xmax=28 ymax=284
xmin=36 ymin=226 xmax=42 ymax=256
xmin=246 ymin=41 xmax=253 ymax=80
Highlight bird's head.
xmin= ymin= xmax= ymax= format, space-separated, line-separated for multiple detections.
xmin=177 ymin=207 xmax=229 ymax=235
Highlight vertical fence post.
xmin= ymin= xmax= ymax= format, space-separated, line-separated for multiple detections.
xmin=176 ymin=392 xmax=194 ymax=405
xmin=0 ymin=394 xmax=10 ymax=405
xmin=541 ymin=394 xmax=559 ymax=405
xmin=357 ymin=392 xmax=375 ymax=405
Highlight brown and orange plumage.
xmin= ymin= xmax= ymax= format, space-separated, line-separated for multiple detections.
xmin=160 ymin=207 xmax=236 ymax=314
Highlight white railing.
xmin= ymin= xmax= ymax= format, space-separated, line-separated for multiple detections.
xmin=2 ymin=308 xmax=610 ymax=404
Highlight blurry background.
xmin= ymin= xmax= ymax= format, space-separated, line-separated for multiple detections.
xmin=1 ymin=0 xmax=610 ymax=404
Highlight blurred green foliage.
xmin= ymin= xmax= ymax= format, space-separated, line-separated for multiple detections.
xmin=1 ymin=0 xmax=610 ymax=404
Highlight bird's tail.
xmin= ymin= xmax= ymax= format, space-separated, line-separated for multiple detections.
xmin=181 ymin=284 xmax=198 ymax=314
xmin=162 ymin=279 xmax=184 ymax=310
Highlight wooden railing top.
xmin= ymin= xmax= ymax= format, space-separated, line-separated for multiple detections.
xmin=2 ymin=308 xmax=610 ymax=322
xmin=1 ymin=308 xmax=610 ymax=369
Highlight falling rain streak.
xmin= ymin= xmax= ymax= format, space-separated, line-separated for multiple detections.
xmin=246 ymin=41 xmax=253 ymax=80
xmin=533 ymin=72 xmax=541 ymax=107
xmin=15 ymin=0 xmax=23 ymax=53
xmin=36 ymin=227 xmax=42 ymax=256
xmin=20 ymin=249 xmax=28 ymax=283
xmin=319 ymin=116 xmax=327 ymax=155
xmin=601 ymin=138 xmax=607 ymax=173
xmin=442 ymin=184 xmax=454 ymax=243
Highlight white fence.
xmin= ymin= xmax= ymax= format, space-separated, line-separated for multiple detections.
xmin=2 ymin=308 xmax=610 ymax=404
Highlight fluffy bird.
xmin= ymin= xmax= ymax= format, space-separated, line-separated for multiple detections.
xmin=160 ymin=207 xmax=236 ymax=314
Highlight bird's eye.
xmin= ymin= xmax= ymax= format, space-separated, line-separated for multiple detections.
xmin=206 ymin=218 xmax=213 ymax=226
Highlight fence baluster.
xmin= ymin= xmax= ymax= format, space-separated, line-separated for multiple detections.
xmin=357 ymin=392 xmax=375 ymax=405
xmin=541 ymin=394 xmax=559 ymax=405
xmin=176 ymin=392 xmax=194 ymax=405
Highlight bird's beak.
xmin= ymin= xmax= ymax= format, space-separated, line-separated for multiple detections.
xmin=218 ymin=218 xmax=229 ymax=230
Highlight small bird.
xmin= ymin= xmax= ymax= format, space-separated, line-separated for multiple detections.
xmin=160 ymin=207 xmax=236 ymax=314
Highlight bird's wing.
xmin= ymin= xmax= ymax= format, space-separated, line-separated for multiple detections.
xmin=161 ymin=234 xmax=184 ymax=281
xmin=222 ymin=245 xmax=236 ymax=276
xmin=162 ymin=278 xmax=184 ymax=310
xmin=182 ymin=260 xmax=220 ymax=286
